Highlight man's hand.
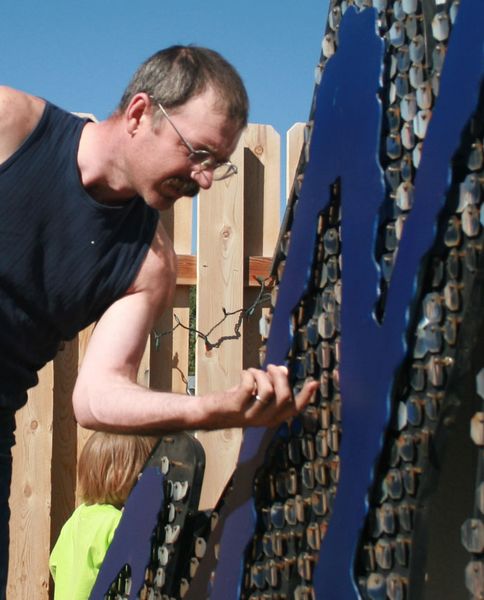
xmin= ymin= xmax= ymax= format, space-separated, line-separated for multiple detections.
xmin=219 ymin=364 xmax=319 ymax=429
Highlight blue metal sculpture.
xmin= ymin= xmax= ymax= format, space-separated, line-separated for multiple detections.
xmin=210 ymin=1 xmax=484 ymax=597
xmin=89 ymin=467 xmax=164 ymax=599
xmin=91 ymin=1 xmax=484 ymax=597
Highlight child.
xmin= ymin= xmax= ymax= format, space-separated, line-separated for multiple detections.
xmin=49 ymin=431 xmax=158 ymax=600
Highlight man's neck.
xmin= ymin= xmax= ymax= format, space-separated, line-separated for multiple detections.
xmin=77 ymin=118 xmax=137 ymax=203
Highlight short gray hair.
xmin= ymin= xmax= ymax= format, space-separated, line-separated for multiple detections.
xmin=118 ymin=45 xmax=249 ymax=129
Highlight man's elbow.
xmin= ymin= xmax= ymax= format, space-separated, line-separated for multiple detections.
xmin=72 ymin=379 xmax=102 ymax=430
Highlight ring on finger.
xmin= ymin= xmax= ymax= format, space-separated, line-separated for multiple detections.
xmin=253 ymin=394 xmax=270 ymax=405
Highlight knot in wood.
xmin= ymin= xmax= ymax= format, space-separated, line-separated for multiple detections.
xmin=254 ymin=145 xmax=264 ymax=156
xmin=223 ymin=429 xmax=235 ymax=442
xmin=221 ymin=225 xmax=232 ymax=239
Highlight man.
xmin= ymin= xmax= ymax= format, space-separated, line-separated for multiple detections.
xmin=0 ymin=45 xmax=318 ymax=596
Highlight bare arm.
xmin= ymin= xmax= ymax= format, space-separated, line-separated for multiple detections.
xmin=73 ymin=290 xmax=318 ymax=432
xmin=0 ymin=87 xmax=45 ymax=164
xmin=73 ymin=226 xmax=317 ymax=433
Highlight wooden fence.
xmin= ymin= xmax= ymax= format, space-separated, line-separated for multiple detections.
xmin=7 ymin=122 xmax=305 ymax=599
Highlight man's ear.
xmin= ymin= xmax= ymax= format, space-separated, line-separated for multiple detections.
xmin=125 ymin=93 xmax=152 ymax=136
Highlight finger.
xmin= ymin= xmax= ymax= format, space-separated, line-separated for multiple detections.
xmin=239 ymin=369 xmax=257 ymax=395
xmin=246 ymin=368 xmax=275 ymax=406
xmin=238 ymin=369 xmax=266 ymax=408
xmin=266 ymin=364 xmax=293 ymax=404
xmin=294 ymin=379 xmax=319 ymax=411
xmin=266 ymin=364 xmax=289 ymax=380
xmin=253 ymin=394 xmax=270 ymax=406
xmin=268 ymin=378 xmax=318 ymax=424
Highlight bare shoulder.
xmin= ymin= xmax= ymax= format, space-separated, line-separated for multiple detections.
xmin=0 ymin=86 xmax=46 ymax=163
xmin=127 ymin=219 xmax=178 ymax=315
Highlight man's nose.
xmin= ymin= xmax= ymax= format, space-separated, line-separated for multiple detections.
xmin=191 ymin=169 xmax=214 ymax=190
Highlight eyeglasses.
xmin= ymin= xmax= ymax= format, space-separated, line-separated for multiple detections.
xmin=153 ymin=99 xmax=238 ymax=181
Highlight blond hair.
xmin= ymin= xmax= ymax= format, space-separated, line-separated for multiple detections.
xmin=78 ymin=432 xmax=158 ymax=509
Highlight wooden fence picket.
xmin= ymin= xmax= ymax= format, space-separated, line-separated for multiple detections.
xmin=8 ymin=366 xmax=54 ymax=599
xmin=194 ymin=129 xmax=246 ymax=510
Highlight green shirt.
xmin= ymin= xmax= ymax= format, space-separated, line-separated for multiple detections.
xmin=49 ymin=503 xmax=122 ymax=600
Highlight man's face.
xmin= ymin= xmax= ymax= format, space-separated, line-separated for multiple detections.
xmin=126 ymin=88 xmax=242 ymax=211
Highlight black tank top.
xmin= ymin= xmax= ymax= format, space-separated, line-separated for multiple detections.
xmin=0 ymin=101 xmax=159 ymax=408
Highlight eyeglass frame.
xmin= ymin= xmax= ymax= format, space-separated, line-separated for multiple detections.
xmin=150 ymin=97 xmax=238 ymax=181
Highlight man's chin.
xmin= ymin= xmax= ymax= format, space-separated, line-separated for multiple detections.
xmin=163 ymin=190 xmax=197 ymax=203
xmin=143 ymin=192 xmax=177 ymax=211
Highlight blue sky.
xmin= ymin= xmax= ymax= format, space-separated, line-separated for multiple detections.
xmin=1 ymin=1 xmax=328 ymax=214
xmin=1 ymin=1 xmax=327 ymax=139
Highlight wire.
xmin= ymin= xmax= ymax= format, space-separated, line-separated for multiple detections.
xmin=151 ymin=276 xmax=273 ymax=393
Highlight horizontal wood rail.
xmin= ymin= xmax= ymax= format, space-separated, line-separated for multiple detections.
xmin=176 ymin=255 xmax=273 ymax=287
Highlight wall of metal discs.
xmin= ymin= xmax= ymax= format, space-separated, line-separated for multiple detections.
xmin=230 ymin=0 xmax=484 ymax=598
